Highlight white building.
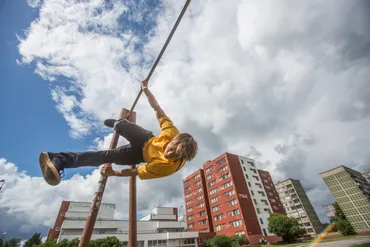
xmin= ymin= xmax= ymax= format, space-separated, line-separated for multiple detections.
xmin=48 ymin=201 xmax=213 ymax=247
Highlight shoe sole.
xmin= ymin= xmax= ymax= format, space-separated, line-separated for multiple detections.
xmin=39 ymin=152 xmax=61 ymax=186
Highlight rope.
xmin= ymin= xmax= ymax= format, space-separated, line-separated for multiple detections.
xmin=126 ymin=0 xmax=192 ymax=119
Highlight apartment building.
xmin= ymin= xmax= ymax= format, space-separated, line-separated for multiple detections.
xmin=183 ymin=169 xmax=213 ymax=233
xmin=323 ymin=203 xmax=336 ymax=222
xmin=183 ymin=152 xmax=284 ymax=244
xmin=363 ymin=172 xmax=370 ymax=183
xmin=48 ymin=201 xmax=214 ymax=247
xmin=275 ymin=179 xmax=322 ymax=235
xmin=320 ymin=166 xmax=370 ymax=232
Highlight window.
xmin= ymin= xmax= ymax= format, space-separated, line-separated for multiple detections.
xmin=187 ymin=207 xmax=193 ymax=212
xmin=185 ymin=193 xmax=192 ymax=198
xmin=211 ymin=196 xmax=220 ymax=203
xmin=199 ymin=219 xmax=207 ymax=225
xmin=213 ymin=214 xmax=223 ymax=221
xmin=185 ymin=186 xmax=191 ymax=192
xmin=210 ymin=188 xmax=218 ymax=195
xmin=188 ymin=223 xmax=194 ymax=229
xmin=248 ymin=182 xmax=252 ymax=187
xmin=250 ymin=190 xmax=254 ymax=195
xmin=208 ymin=180 xmax=216 ymax=187
xmin=194 ymin=174 xmax=201 ymax=179
xmin=263 ymin=179 xmax=269 ymax=183
xmin=245 ymin=174 xmax=249 ymax=179
xmin=212 ymin=205 xmax=221 ymax=212
xmin=188 ymin=215 xmax=194 ymax=220
xmin=259 ymin=218 xmax=264 ymax=224
xmin=207 ymin=174 xmax=214 ymax=180
xmin=253 ymin=199 xmax=257 ymax=204
xmin=258 ymin=191 xmax=265 ymax=197
xmin=216 ymin=158 xmax=226 ymax=165
xmin=241 ymin=159 xmax=244 ymax=164
xmin=195 ymin=188 xmax=202 ymax=193
xmin=195 ymin=181 xmax=201 ymax=186
xmin=196 ymin=195 xmax=204 ymax=200
xmin=198 ymin=211 xmax=206 ymax=216
xmin=222 ymin=181 xmax=233 ymax=189
xmin=228 ymin=209 xmax=240 ymax=216
xmin=260 ymin=173 xmax=267 ymax=177
xmin=250 ymin=168 xmax=257 ymax=173
xmin=215 ymin=224 xmax=225 ymax=231
xmin=197 ymin=203 xmax=205 ymax=208
xmin=230 ymin=220 xmax=242 ymax=227
xmin=218 ymin=166 xmax=228 ymax=172
xmin=270 ymin=199 xmax=276 ymax=203
xmin=186 ymin=200 xmax=192 ymax=205
xmin=243 ymin=167 xmax=246 ymax=171
xmin=263 ymin=229 xmax=268 ymax=236
xmin=261 ymin=200 xmax=268 ymax=205
xmin=184 ymin=180 xmax=190 ymax=185
xmin=264 ymin=208 xmax=272 ymax=214
xmin=205 ymin=165 xmax=213 ymax=173
xmin=252 ymin=175 xmax=260 ymax=181
xmin=265 ymin=185 xmax=272 ymax=190
xmin=248 ymin=161 xmax=254 ymax=166
xmin=226 ymin=199 xmax=237 ymax=206
xmin=255 ymin=183 xmax=262 ymax=189
xmin=223 ymin=190 xmax=235 ymax=197
xmin=235 ymin=231 xmax=245 ymax=236
xmin=268 ymin=191 xmax=273 ymax=196
xmin=256 ymin=208 xmax=260 ymax=214
xmin=220 ymin=173 xmax=231 ymax=180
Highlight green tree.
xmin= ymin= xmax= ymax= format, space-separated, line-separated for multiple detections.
xmin=35 ymin=238 xmax=57 ymax=247
xmin=4 ymin=238 xmax=21 ymax=247
xmin=0 ymin=239 xmax=3 ymax=247
xmin=334 ymin=202 xmax=346 ymax=220
xmin=89 ymin=237 xmax=121 ymax=247
xmin=335 ymin=220 xmax=356 ymax=236
xmin=24 ymin=233 xmax=42 ymax=247
xmin=229 ymin=235 xmax=249 ymax=247
xmin=268 ymin=213 xmax=306 ymax=243
xmin=204 ymin=235 xmax=233 ymax=247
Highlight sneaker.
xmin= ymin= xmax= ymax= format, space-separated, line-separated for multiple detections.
xmin=104 ymin=119 xmax=117 ymax=128
xmin=39 ymin=152 xmax=62 ymax=186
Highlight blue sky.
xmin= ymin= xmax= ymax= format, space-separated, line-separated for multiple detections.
xmin=0 ymin=0 xmax=89 ymax=178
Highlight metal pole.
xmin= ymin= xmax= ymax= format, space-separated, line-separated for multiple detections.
xmin=180 ymin=205 xmax=183 ymax=247
xmin=128 ymin=115 xmax=137 ymax=247
xmin=78 ymin=109 xmax=135 ymax=247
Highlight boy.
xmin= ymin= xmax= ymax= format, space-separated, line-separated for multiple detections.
xmin=39 ymin=80 xmax=198 ymax=186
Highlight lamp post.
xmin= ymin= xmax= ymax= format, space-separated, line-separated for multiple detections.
xmin=179 ymin=206 xmax=183 ymax=247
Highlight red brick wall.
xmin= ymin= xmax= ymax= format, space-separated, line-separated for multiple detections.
xmin=226 ymin=153 xmax=262 ymax=236
xmin=183 ymin=169 xmax=212 ymax=232
xmin=257 ymin=170 xmax=285 ymax=214
xmin=48 ymin=200 xmax=70 ymax=239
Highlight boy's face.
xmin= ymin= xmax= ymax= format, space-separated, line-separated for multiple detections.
xmin=164 ymin=141 xmax=179 ymax=160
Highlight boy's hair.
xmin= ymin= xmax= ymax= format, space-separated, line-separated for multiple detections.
xmin=172 ymin=133 xmax=198 ymax=161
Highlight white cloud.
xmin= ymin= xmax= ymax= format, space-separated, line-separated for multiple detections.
xmin=13 ymin=0 xmax=370 ymax=236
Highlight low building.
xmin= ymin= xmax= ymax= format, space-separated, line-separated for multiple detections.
xmin=48 ymin=201 xmax=214 ymax=247
xmin=323 ymin=203 xmax=336 ymax=222
xmin=363 ymin=172 xmax=370 ymax=183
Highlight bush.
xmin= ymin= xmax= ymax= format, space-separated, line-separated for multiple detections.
xmin=335 ymin=220 xmax=356 ymax=236
xmin=268 ymin=213 xmax=306 ymax=243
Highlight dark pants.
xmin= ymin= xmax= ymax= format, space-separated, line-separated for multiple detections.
xmin=52 ymin=119 xmax=154 ymax=169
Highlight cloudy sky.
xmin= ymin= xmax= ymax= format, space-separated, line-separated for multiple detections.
xmin=1 ymin=0 xmax=370 ymax=241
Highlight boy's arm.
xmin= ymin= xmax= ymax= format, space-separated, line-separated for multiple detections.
xmin=141 ymin=80 xmax=166 ymax=120
xmin=101 ymin=165 xmax=137 ymax=177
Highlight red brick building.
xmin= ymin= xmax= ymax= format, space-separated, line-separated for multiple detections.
xmin=183 ymin=152 xmax=284 ymax=244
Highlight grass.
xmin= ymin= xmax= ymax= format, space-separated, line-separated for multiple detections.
xmin=271 ymin=233 xmax=370 ymax=246
xmin=351 ymin=243 xmax=370 ymax=247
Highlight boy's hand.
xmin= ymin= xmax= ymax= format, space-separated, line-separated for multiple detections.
xmin=101 ymin=165 xmax=116 ymax=176
xmin=140 ymin=79 xmax=148 ymax=91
